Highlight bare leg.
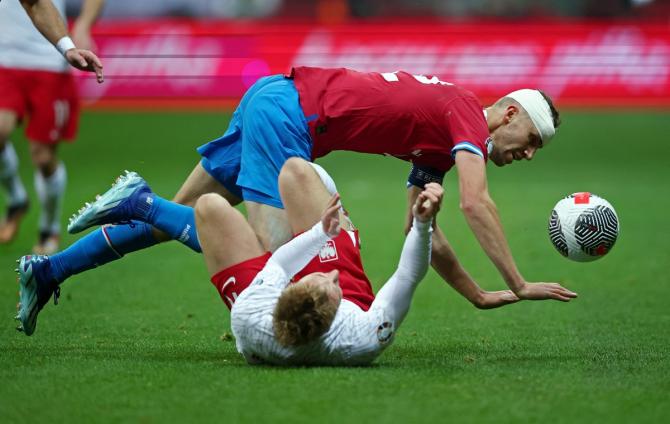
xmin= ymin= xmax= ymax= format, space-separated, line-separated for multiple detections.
xmin=195 ymin=193 xmax=264 ymax=277
xmin=244 ymin=201 xmax=292 ymax=252
xmin=0 ymin=110 xmax=17 ymax=150
xmin=29 ymin=141 xmax=59 ymax=176
xmin=0 ymin=110 xmax=28 ymax=243
xmin=278 ymin=157 xmax=352 ymax=235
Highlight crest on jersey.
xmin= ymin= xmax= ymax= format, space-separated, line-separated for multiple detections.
xmin=377 ymin=322 xmax=395 ymax=344
xmin=319 ymin=240 xmax=338 ymax=263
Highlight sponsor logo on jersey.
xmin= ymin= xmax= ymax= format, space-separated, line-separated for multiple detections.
xmin=221 ymin=276 xmax=237 ymax=308
xmin=377 ymin=321 xmax=394 ymax=344
xmin=319 ymin=240 xmax=338 ymax=263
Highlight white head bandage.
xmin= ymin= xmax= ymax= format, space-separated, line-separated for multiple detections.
xmin=506 ymin=89 xmax=555 ymax=145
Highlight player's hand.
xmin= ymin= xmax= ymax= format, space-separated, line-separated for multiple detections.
xmin=65 ymin=48 xmax=104 ymax=83
xmin=515 ymin=282 xmax=578 ymax=302
xmin=473 ymin=289 xmax=520 ymax=309
xmin=412 ymin=182 xmax=443 ymax=223
xmin=321 ymin=193 xmax=341 ymax=238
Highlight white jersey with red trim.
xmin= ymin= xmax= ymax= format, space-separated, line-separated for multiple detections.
xmin=0 ymin=0 xmax=69 ymax=72
xmin=231 ymin=217 xmax=432 ymax=366
xmin=231 ymin=261 xmax=394 ymax=366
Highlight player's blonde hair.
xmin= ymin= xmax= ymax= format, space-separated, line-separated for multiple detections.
xmin=273 ymin=276 xmax=339 ymax=347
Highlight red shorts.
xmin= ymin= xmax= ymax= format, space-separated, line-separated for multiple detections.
xmin=211 ymin=252 xmax=272 ymax=310
xmin=210 ymin=230 xmax=375 ymax=311
xmin=0 ymin=67 xmax=80 ymax=144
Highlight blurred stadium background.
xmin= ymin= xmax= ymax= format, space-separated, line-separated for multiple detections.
xmin=66 ymin=0 xmax=670 ymax=109
xmin=1 ymin=1 xmax=669 ymax=423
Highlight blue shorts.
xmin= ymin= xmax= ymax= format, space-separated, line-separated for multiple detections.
xmin=198 ymin=75 xmax=312 ymax=208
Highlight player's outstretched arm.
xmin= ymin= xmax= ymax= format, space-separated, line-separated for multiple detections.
xmin=432 ymin=224 xmax=520 ymax=309
xmin=454 ymin=151 xmax=577 ymax=302
xmin=406 ymin=185 xmax=519 ymax=309
xmin=19 ymin=0 xmax=104 ymax=83
xmin=371 ymin=183 xmax=442 ymax=325
xmin=69 ymin=0 xmax=105 ymax=81
xmin=71 ymin=0 xmax=105 ymax=50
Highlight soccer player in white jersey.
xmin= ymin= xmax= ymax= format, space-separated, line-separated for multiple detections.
xmin=0 ymin=0 xmax=104 ymax=253
xmin=195 ymin=157 xmax=441 ymax=365
xmin=16 ymin=157 xmax=438 ymax=363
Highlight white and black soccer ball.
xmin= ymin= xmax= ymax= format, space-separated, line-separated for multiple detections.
xmin=548 ymin=192 xmax=619 ymax=262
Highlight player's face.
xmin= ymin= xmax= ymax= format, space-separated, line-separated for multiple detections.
xmin=302 ymin=270 xmax=343 ymax=305
xmin=489 ymin=112 xmax=543 ymax=167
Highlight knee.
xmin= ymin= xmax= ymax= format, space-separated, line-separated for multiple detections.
xmin=279 ymin=157 xmax=312 ymax=190
xmin=194 ymin=193 xmax=231 ymax=222
xmin=29 ymin=143 xmax=57 ymax=173
xmin=0 ymin=114 xmax=16 ymax=142
xmin=0 ymin=127 xmax=11 ymax=145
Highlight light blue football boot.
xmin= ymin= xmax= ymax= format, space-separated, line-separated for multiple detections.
xmin=67 ymin=171 xmax=153 ymax=234
xmin=15 ymin=255 xmax=60 ymax=336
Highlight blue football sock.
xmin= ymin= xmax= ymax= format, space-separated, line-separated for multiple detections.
xmin=138 ymin=194 xmax=201 ymax=253
xmin=48 ymin=221 xmax=158 ymax=284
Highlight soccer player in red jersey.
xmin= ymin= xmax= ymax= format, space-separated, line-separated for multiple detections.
xmin=197 ymin=68 xmax=574 ymax=305
xmin=17 ymin=67 xmax=577 ymax=336
xmin=0 ymin=0 xmax=103 ymax=253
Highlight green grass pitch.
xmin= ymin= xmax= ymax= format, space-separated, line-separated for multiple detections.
xmin=0 ymin=110 xmax=668 ymax=423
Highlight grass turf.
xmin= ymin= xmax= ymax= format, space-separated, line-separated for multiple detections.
xmin=0 ymin=110 xmax=668 ymax=423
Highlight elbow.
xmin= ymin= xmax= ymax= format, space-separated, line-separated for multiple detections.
xmin=459 ymin=193 xmax=493 ymax=218
xmin=22 ymin=0 xmax=39 ymax=9
xmin=20 ymin=1 xmax=35 ymax=14
xmin=459 ymin=198 xmax=481 ymax=217
xmin=396 ymin=263 xmax=429 ymax=287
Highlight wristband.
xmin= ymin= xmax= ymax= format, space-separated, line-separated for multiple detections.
xmin=56 ymin=36 xmax=76 ymax=56
xmin=406 ymin=165 xmax=445 ymax=189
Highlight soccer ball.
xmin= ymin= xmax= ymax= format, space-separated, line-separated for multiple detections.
xmin=548 ymin=192 xmax=619 ymax=262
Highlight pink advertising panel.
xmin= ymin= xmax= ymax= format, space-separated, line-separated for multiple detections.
xmin=79 ymin=20 xmax=670 ymax=108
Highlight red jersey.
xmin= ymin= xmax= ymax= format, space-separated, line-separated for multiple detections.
xmin=211 ymin=229 xmax=375 ymax=312
xmin=290 ymin=67 xmax=490 ymax=173
xmin=293 ymin=229 xmax=375 ymax=311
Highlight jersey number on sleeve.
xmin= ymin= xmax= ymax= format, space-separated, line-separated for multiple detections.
xmin=380 ymin=72 xmax=453 ymax=86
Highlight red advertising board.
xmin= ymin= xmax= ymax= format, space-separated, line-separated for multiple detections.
xmin=80 ymin=20 xmax=670 ymax=108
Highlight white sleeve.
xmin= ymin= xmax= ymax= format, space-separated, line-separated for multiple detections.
xmin=369 ymin=217 xmax=433 ymax=325
xmin=263 ymin=222 xmax=331 ymax=288
xmin=395 ymin=218 xmax=433 ymax=282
